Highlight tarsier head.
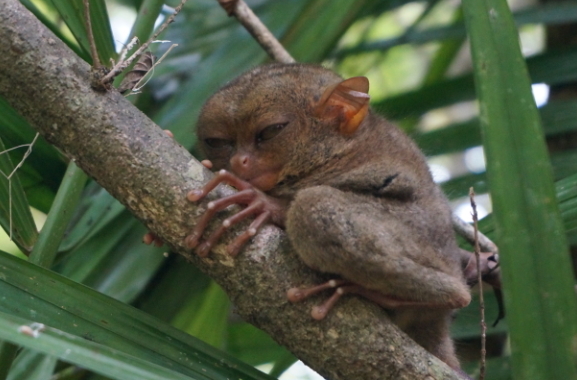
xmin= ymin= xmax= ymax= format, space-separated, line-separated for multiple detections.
xmin=196 ymin=63 xmax=371 ymax=192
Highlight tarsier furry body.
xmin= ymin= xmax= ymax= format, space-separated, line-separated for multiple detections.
xmin=191 ymin=63 xmax=471 ymax=371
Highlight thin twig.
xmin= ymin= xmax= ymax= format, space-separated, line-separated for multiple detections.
xmin=83 ymin=0 xmax=101 ymax=68
xmin=0 ymin=133 xmax=39 ymax=242
xmin=100 ymin=0 xmax=188 ymax=85
xmin=117 ymin=36 xmax=140 ymax=65
xmin=218 ymin=0 xmax=295 ymax=63
xmin=470 ymin=187 xmax=487 ymax=380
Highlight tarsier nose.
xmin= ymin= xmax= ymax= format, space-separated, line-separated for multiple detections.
xmin=230 ymin=153 xmax=251 ymax=177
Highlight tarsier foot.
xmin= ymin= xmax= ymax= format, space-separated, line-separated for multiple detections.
xmin=463 ymin=251 xmax=500 ymax=288
xmin=288 ymin=279 xmax=350 ymax=320
xmin=185 ymin=169 xmax=274 ymax=258
xmin=143 ymin=232 xmax=163 ymax=247
xmin=463 ymin=251 xmax=505 ymax=325
xmin=288 ymin=278 xmax=463 ymax=320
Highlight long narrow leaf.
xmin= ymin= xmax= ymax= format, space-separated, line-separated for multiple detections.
xmin=0 ymin=137 xmax=37 ymax=253
xmin=415 ymin=99 xmax=577 ymax=156
xmin=0 ymin=96 xmax=65 ymax=192
xmin=29 ymin=162 xmax=87 ymax=267
xmin=462 ymin=1 xmax=577 ymax=379
xmin=0 ymin=312 xmax=194 ymax=380
xmin=0 ymin=251 xmax=275 ymax=380
xmin=334 ymin=2 xmax=577 ymax=58
xmin=47 ymin=0 xmax=116 ymax=63
xmin=280 ymin=0 xmax=375 ymax=62
xmin=375 ymin=46 xmax=577 ymax=118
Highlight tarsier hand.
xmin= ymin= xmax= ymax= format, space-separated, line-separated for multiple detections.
xmin=184 ymin=165 xmax=286 ymax=257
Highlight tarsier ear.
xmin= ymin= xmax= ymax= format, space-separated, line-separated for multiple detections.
xmin=314 ymin=76 xmax=370 ymax=136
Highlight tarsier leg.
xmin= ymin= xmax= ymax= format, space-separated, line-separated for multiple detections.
xmin=288 ymin=279 xmax=459 ymax=320
xmin=217 ymin=0 xmax=237 ymax=15
xmin=286 ymin=185 xmax=471 ymax=319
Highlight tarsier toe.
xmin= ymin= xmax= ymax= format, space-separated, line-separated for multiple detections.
xmin=185 ymin=234 xmax=200 ymax=249
xmin=311 ymin=305 xmax=328 ymax=320
xmin=187 ymin=190 xmax=204 ymax=202
xmin=200 ymin=159 xmax=213 ymax=169
xmin=227 ymin=242 xmax=242 ymax=257
xmin=196 ymin=242 xmax=211 ymax=257
xmin=143 ymin=232 xmax=163 ymax=246
xmin=143 ymin=232 xmax=154 ymax=245
xmin=287 ymin=288 xmax=304 ymax=302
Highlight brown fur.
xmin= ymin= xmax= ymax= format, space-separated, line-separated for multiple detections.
xmin=196 ymin=63 xmax=470 ymax=370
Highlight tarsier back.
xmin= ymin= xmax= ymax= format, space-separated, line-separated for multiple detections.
xmin=192 ymin=63 xmax=471 ymax=373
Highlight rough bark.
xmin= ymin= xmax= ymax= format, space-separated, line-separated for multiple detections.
xmin=0 ymin=1 xmax=461 ymax=379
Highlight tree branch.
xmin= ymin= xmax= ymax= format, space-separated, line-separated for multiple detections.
xmin=0 ymin=1 xmax=461 ymax=379
xmin=217 ymin=0 xmax=295 ymax=63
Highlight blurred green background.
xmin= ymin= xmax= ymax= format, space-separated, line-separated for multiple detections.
xmin=1 ymin=0 xmax=577 ymax=379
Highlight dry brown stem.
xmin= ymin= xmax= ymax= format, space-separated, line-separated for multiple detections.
xmin=217 ymin=0 xmax=295 ymax=63
xmin=469 ymin=188 xmax=487 ymax=379
xmin=83 ymin=0 xmax=101 ymax=69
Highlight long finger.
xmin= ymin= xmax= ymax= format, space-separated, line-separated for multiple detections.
xmin=227 ymin=210 xmax=271 ymax=256
xmin=197 ymin=200 xmax=266 ymax=257
xmin=188 ymin=170 xmax=252 ymax=202
xmin=185 ymin=189 xmax=258 ymax=248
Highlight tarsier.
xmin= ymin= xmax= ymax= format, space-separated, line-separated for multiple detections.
xmin=182 ymin=63 xmax=479 ymax=372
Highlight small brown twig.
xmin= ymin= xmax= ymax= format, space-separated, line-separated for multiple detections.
xmin=117 ymin=36 xmax=140 ymax=65
xmin=217 ymin=0 xmax=295 ymax=63
xmin=100 ymin=0 xmax=188 ymax=85
xmin=470 ymin=187 xmax=487 ymax=380
xmin=0 ymin=133 xmax=39 ymax=244
xmin=83 ymin=0 xmax=101 ymax=69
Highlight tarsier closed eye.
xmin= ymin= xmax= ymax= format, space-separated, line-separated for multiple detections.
xmin=256 ymin=122 xmax=288 ymax=143
xmin=204 ymin=138 xmax=233 ymax=149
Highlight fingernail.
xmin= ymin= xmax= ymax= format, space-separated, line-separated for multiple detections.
xmin=185 ymin=234 xmax=199 ymax=248
xmin=187 ymin=190 xmax=203 ymax=201
xmin=197 ymin=242 xmax=211 ymax=257
xmin=227 ymin=244 xmax=239 ymax=257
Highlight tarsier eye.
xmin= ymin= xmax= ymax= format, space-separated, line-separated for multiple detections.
xmin=204 ymin=138 xmax=233 ymax=148
xmin=257 ymin=122 xmax=288 ymax=143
